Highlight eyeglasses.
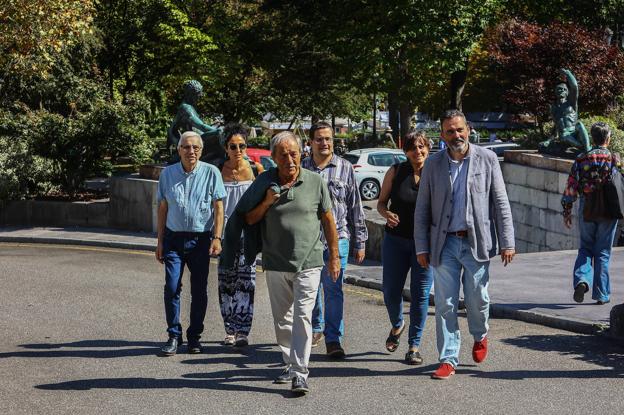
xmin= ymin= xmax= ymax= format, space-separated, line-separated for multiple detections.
xmin=313 ymin=137 xmax=332 ymax=144
xmin=228 ymin=143 xmax=247 ymax=151
xmin=180 ymin=144 xmax=202 ymax=152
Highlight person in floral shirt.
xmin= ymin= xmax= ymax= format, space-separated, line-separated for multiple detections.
xmin=561 ymin=122 xmax=621 ymax=305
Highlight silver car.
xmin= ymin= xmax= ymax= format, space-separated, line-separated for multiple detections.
xmin=342 ymin=148 xmax=407 ymax=200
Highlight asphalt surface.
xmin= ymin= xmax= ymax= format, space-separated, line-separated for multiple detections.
xmin=2 ymin=226 xmax=623 ymax=334
xmin=1 ymin=243 xmax=623 ymax=414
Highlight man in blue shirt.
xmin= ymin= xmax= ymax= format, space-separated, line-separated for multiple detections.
xmin=156 ymin=131 xmax=226 ymax=356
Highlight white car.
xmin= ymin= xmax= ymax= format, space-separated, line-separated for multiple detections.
xmin=342 ymin=148 xmax=407 ymax=200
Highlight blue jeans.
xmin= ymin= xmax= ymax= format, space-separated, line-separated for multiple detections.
xmin=574 ymin=199 xmax=618 ymax=302
xmin=381 ymin=232 xmax=433 ymax=348
xmin=433 ymin=235 xmax=489 ymax=368
xmin=311 ymin=238 xmax=349 ymax=343
xmin=163 ymin=229 xmax=211 ymax=340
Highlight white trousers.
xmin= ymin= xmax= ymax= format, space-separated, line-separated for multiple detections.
xmin=265 ymin=267 xmax=322 ymax=380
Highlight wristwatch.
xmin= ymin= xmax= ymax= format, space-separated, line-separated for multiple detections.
xmin=212 ymin=236 xmax=222 ymax=241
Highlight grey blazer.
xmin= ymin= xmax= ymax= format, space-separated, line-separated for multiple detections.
xmin=414 ymin=144 xmax=514 ymax=267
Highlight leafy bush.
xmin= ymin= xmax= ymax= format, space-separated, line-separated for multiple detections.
xmin=0 ymin=111 xmax=57 ymax=200
xmin=247 ymin=135 xmax=270 ymax=149
xmin=0 ymin=95 xmax=156 ymax=199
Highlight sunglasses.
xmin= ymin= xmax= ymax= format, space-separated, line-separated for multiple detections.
xmin=228 ymin=143 xmax=247 ymax=151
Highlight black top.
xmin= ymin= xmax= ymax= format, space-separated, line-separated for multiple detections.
xmin=386 ymin=161 xmax=419 ymax=239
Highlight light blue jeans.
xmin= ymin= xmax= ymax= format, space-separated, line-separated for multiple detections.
xmin=433 ymin=235 xmax=489 ymax=368
xmin=311 ymin=238 xmax=349 ymax=343
xmin=573 ymin=199 xmax=618 ymax=302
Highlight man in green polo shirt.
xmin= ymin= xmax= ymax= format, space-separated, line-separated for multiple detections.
xmin=245 ymin=131 xmax=340 ymax=395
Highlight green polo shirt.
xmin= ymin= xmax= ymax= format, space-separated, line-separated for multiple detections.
xmin=261 ymin=168 xmax=333 ymax=272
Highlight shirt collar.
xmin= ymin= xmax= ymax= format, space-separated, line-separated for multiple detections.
xmin=445 ymin=145 xmax=471 ymax=163
xmin=177 ymin=161 xmax=201 ymax=176
xmin=309 ymin=154 xmax=338 ymax=170
xmin=272 ymin=166 xmax=305 ymax=184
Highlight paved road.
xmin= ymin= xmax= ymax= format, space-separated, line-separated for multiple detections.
xmin=1 ymin=243 xmax=623 ymax=414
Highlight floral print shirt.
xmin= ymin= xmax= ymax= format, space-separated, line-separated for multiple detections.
xmin=561 ymin=146 xmax=622 ymax=217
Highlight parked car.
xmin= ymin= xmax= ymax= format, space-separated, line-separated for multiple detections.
xmin=246 ymin=147 xmax=276 ymax=170
xmin=342 ymin=148 xmax=407 ymax=200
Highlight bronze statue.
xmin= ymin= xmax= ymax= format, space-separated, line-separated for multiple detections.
xmin=167 ymin=80 xmax=224 ymax=165
xmin=539 ymin=69 xmax=591 ymax=158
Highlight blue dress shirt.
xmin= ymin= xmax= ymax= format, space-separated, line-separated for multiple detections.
xmin=157 ymin=161 xmax=226 ymax=233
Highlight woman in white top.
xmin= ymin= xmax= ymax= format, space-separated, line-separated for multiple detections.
xmin=218 ymin=124 xmax=264 ymax=347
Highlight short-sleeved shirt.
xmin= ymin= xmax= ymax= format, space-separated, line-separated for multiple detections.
xmin=157 ymin=161 xmax=226 ymax=233
xmin=261 ymin=168 xmax=333 ymax=272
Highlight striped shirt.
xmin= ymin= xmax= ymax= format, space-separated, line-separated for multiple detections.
xmin=302 ymin=154 xmax=368 ymax=250
xmin=561 ymin=146 xmax=622 ymax=217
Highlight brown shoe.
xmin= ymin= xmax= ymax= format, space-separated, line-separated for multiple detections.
xmin=311 ymin=332 xmax=324 ymax=348
xmin=326 ymin=341 xmax=345 ymax=359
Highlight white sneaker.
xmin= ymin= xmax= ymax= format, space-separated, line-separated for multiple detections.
xmin=223 ymin=334 xmax=235 ymax=346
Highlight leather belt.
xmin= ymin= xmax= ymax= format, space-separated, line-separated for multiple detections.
xmin=448 ymin=230 xmax=468 ymax=238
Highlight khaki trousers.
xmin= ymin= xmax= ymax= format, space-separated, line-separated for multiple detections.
xmin=265 ymin=267 xmax=322 ymax=380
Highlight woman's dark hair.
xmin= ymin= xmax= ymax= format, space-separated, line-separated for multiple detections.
xmin=402 ymin=130 xmax=429 ymax=152
xmin=223 ymin=123 xmax=249 ymax=145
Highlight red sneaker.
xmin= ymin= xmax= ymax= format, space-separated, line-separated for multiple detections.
xmin=472 ymin=337 xmax=488 ymax=363
xmin=431 ymin=363 xmax=455 ymax=379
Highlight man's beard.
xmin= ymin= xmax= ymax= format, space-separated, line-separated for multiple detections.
xmin=448 ymin=139 xmax=468 ymax=153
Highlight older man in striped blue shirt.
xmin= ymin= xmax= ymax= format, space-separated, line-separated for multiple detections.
xmin=302 ymin=122 xmax=368 ymax=358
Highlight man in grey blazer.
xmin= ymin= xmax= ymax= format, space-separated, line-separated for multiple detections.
xmin=414 ymin=110 xmax=515 ymax=380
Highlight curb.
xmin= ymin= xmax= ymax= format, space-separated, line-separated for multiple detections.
xmin=344 ymin=272 xmax=609 ymax=337
xmin=0 ymin=236 xmax=156 ymax=252
xmin=0 ymin=235 xmax=614 ymax=338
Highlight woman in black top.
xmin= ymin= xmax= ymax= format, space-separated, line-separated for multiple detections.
xmin=377 ymin=131 xmax=433 ymax=364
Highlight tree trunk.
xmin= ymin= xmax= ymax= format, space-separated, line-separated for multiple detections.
xmin=331 ymin=114 xmax=335 ymax=132
xmin=388 ymin=88 xmax=399 ymax=143
xmin=372 ymin=92 xmax=377 ymax=138
xmin=450 ymin=68 xmax=467 ymax=111
xmin=399 ymin=100 xmax=412 ymax=139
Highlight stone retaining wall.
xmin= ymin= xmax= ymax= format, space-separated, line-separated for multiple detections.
xmin=501 ymin=162 xmax=579 ymax=253
xmin=0 ymin=199 xmax=110 ymax=228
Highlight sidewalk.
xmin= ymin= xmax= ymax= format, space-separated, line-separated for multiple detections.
xmin=1 ymin=226 xmax=621 ymax=336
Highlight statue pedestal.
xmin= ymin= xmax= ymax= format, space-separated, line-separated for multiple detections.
xmin=139 ymin=164 xmax=166 ymax=180
xmin=501 ymin=150 xmax=579 ymax=253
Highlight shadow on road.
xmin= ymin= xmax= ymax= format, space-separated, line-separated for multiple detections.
xmin=0 ymin=340 xmax=162 ymax=359
xmin=464 ymin=334 xmax=624 ymax=380
xmin=34 ymin=364 xmax=439 ymax=394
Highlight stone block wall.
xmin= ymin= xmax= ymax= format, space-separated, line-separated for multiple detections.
xmin=109 ymin=175 xmax=159 ymax=232
xmin=501 ymin=161 xmax=579 ymax=253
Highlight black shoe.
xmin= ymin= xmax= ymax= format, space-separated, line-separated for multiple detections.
xmin=274 ymin=367 xmax=292 ymax=384
xmin=405 ymin=349 xmax=423 ymax=365
xmin=597 ymin=299 xmax=611 ymax=305
xmin=574 ymin=283 xmax=588 ymax=303
xmin=187 ymin=338 xmax=202 ymax=354
xmin=160 ymin=337 xmax=181 ymax=356
xmin=326 ymin=342 xmax=345 ymax=359
xmin=291 ymin=375 xmax=309 ymax=395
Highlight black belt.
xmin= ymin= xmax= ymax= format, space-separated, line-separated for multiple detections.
xmin=448 ymin=230 xmax=468 ymax=238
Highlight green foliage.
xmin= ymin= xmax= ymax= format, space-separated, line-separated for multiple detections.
xmin=247 ymin=135 xmax=270 ymax=149
xmin=580 ymin=115 xmax=624 ymax=156
xmin=0 ymin=111 xmax=56 ymax=200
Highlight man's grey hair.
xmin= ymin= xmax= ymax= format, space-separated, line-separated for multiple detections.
xmin=178 ymin=131 xmax=203 ymax=149
xmin=440 ymin=109 xmax=467 ymax=129
xmin=590 ymin=122 xmax=611 ymax=146
xmin=270 ymin=131 xmax=302 ymax=155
